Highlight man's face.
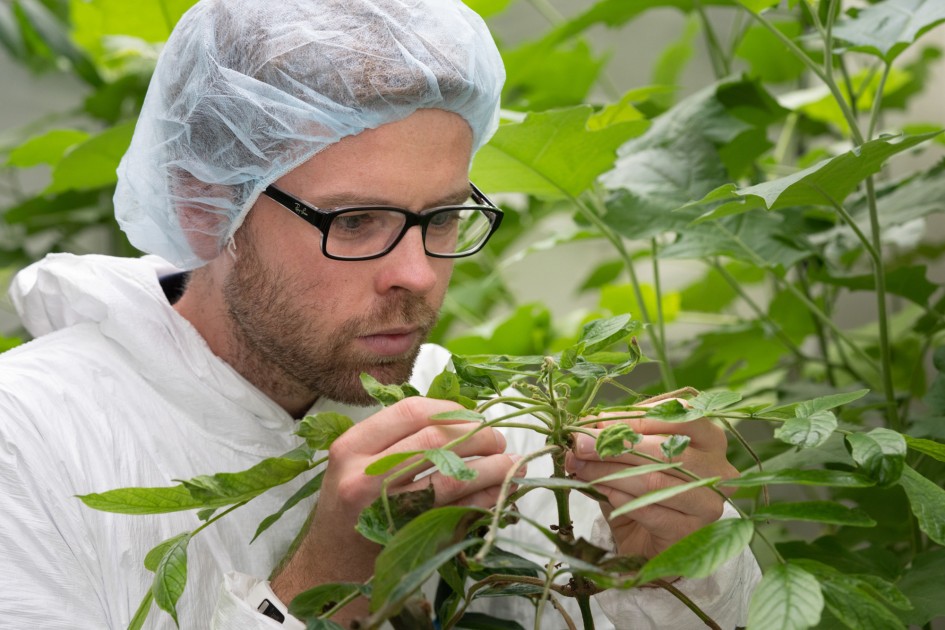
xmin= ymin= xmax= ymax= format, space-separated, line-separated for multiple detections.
xmin=224 ymin=109 xmax=473 ymax=406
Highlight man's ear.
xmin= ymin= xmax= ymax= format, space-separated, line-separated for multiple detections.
xmin=171 ymin=168 xmax=234 ymax=264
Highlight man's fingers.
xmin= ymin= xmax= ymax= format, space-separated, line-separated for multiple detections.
xmin=331 ymin=397 xmax=470 ymax=455
xmin=399 ymin=453 xmax=523 ymax=506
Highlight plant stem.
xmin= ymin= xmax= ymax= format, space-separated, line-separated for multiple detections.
xmin=578 ymin=595 xmax=595 ymax=629
xmin=693 ymin=0 xmax=730 ymax=78
xmin=653 ymin=580 xmax=722 ymax=630
xmin=651 ymin=238 xmax=676 ymax=390
xmin=795 ymin=265 xmax=837 ymax=387
xmin=710 ymin=259 xmax=808 ymax=363
xmin=579 ymin=192 xmax=676 ymax=390
xmin=718 ymin=418 xmax=768 ymax=506
xmin=715 ymin=223 xmax=882 ymax=378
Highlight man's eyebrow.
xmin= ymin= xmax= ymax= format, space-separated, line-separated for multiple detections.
xmin=310 ymin=186 xmax=472 ymax=209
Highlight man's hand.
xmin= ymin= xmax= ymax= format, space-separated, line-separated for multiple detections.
xmin=271 ymin=397 xmax=520 ymax=620
xmin=565 ymin=400 xmax=737 ymax=560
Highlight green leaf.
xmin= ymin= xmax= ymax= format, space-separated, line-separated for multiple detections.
xmin=502 ymin=38 xmax=607 ymax=111
xmin=6 ymin=129 xmax=90 ymax=167
xmin=576 ymin=314 xmax=641 ymax=355
xmin=380 ymin=539 xmax=481 ymax=619
xmin=751 ymin=501 xmax=876 ymax=527
xmin=590 ymin=462 xmax=681 ymax=485
xmin=470 ymin=106 xmax=647 ymax=198
xmin=636 ymin=518 xmax=754 ymax=583
xmin=447 ymin=303 xmax=552 ymax=357
xmin=595 ymin=423 xmax=642 ymax=458
xmin=722 ymin=468 xmax=875 ymax=488
xmin=643 ymin=399 xmax=705 ymax=423
xmin=735 ymin=0 xmax=780 ymax=12
xmin=151 ymin=532 xmax=191 ymax=626
xmin=296 ymin=412 xmax=353 ymax=450
xmin=462 ymin=0 xmax=514 ymax=18
xmin=16 ymin=0 xmax=101 ymax=86
xmin=355 ymin=487 xmax=435 ymax=546
xmin=904 ymin=435 xmax=945 ymax=462
xmin=427 ymin=370 xmax=461 ymax=402
xmin=813 ymin=266 xmax=938 ymax=308
xmin=371 ymin=507 xmax=480 ymax=611
xmin=47 ymin=120 xmax=135 ymax=193
xmin=697 ymin=132 xmax=943 ymax=219
xmin=577 ymin=260 xmax=625 ymax=293
xmin=144 ymin=532 xmax=190 ymax=572
xmin=735 ymin=20 xmax=806 ymax=84
xmin=546 ymin=0 xmax=736 ymax=43
xmin=252 ymin=471 xmax=325 ymax=543
xmin=846 ymin=428 xmax=906 ymax=487
xmin=774 ymin=410 xmax=837 ymax=449
xmin=179 ymin=453 xmax=313 ymax=506
xmin=660 ymin=434 xmax=690 ymax=460
xmin=762 ymin=390 xmax=870 ymax=417
xmin=127 ymin=591 xmax=154 ymax=630
xmin=79 ymin=484 xmax=208 ymax=514
xmin=360 ymin=373 xmax=413 ymax=406
xmin=899 ymin=466 xmax=945 ymax=545
xmin=610 ymin=477 xmax=720 ymax=519
xmin=817 ymin=572 xmax=908 ymax=630
xmin=426 ymin=449 xmax=477 ymax=482
xmin=71 ymin=0 xmax=197 ymax=60
xmin=599 ymin=283 xmax=680 ymax=324
xmin=896 ymin=549 xmax=945 ymax=625
xmin=364 ymin=451 xmax=422 ymax=476
xmin=747 ymin=563 xmax=823 ymax=630
xmin=511 ymin=476 xmax=606 ymax=502
xmin=288 ymin=583 xmax=368 ymax=619
xmin=690 ymin=390 xmax=742 ymax=411
xmin=832 ymin=0 xmax=945 ymax=62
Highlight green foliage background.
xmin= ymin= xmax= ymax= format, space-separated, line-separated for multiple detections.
xmin=4 ymin=0 xmax=945 ymax=628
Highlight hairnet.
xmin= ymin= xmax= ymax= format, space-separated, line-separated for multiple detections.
xmin=114 ymin=0 xmax=505 ymax=270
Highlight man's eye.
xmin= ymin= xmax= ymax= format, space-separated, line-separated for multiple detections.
xmin=428 ymin=211 xmax=461 ymax=230
xmin=335 ymin=212 xmax=374 ymax=232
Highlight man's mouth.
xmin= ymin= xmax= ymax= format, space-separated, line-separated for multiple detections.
xmin=357 ymin=327 xmax=422 ymax=356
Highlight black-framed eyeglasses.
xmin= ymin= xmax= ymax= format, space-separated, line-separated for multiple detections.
xmin=261 ymin=182 xmax=504 ymax=261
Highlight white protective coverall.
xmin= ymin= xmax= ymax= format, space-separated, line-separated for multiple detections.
xmin=0 ymin=253 xmax=759 ymax=629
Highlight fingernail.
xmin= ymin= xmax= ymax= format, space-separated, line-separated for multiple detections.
xmin=576 ymin=435 xmax=596 ymax=457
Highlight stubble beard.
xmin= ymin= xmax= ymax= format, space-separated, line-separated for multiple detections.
xmin=223 ymin=236 xmax=440 ymax=408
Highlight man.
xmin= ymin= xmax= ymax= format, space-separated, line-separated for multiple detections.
xmin=0 ymin=0 xmax=759 ymax=628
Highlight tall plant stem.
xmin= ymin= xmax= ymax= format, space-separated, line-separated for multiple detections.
xmin=710 ymin=259 xmax=808 ymax=364
xmin=651 ymin=238 xmax=674 ymax=389
xmin=796 ymin=266 xmax=837 ymax=387
xmin=580 ymin=193 xmax=676 ymax=390
xmin=693 ymin=0 xmax=730 ymax=78
xmin=715 ymin=223 xmax=882 ymax=378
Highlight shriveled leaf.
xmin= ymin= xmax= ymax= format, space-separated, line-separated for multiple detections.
xmin=832 ymin=0 xmax=945 ymax=62
xmin=636 ymin=518 xmax=754 ymax=583
xmin=747 ymin=563 xmax=823 ymax=630
xmin=751 ymin=501 xmax=876 ymax=527
xmin=660 ymin=434 xmax=691 ymax=460
xmin=427 ymin=370 xmax=461 ymax=402
xmin=288 ymin=583 xmax=369 ymax=619
xmin=151 ymin=533 xmax=191 ymax=626
xmin=595 ymin=423 xmax=642 ymax=458
xmin=371 ymin=507 xmax=481 ymax=611
xmin=427 ymin=449 xmax=477 ymax=482
xmin=252 ymin=471 xmax=325 ymax=542
xmin=360 ymin=373 xmax=412 ymax=406
xmin=610 ymin=477 xmax=721 ymax=519
xmin=356 ymin=487 xmax=435 ymax=546
xmin=643 ymin=399 xmax=704 ymax=423
xmin=899 ymin=466 xmax=945 ymax=545
xmin=576 ymin=314 xmax=641 ymax=355
xmin=722 ymin=469 xmax=874 ymax=488
xmin=296 ymin=413 xmax=353 ymax=450
xmin=774 ymin=411 xmax=837 ymax=448
xmin=845 ymin=428 xmax=906 ymax=487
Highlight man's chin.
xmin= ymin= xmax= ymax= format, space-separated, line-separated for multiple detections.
xmin=324 ymin=358 xmax=419 ymax=407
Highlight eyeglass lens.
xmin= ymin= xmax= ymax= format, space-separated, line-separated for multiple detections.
xmin=326 ymin=206 xmax=495 ymax=259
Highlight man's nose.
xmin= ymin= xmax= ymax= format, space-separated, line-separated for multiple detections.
xmin=374 ymin=226 xmax=440 ymax=295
